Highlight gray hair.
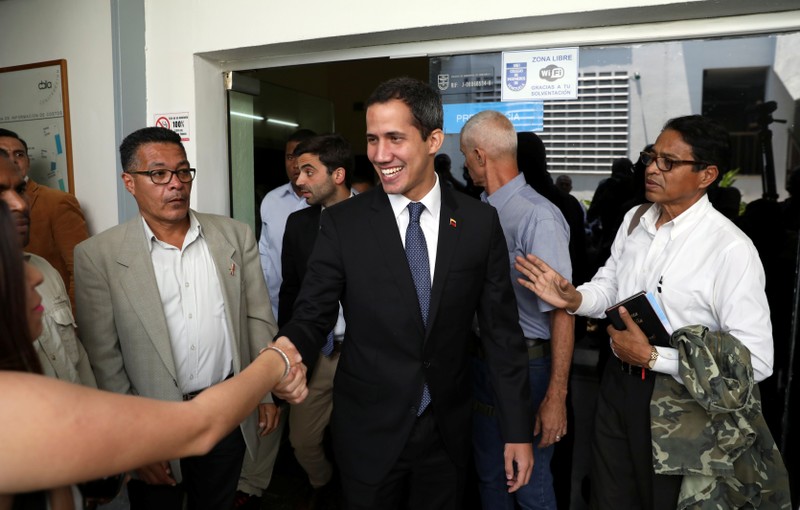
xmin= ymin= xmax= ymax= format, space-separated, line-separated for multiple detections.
xmin=460 ymin=110 xmax=517 ymax=159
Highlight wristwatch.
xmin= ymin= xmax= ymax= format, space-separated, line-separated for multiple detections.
xmin=647 ymin=346 xmax=659 ymax=369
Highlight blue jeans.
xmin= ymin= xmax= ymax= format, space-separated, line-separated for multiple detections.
xmin=472 ymin=355 xmax=556 ymax=510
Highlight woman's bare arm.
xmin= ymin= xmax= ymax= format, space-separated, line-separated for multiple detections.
xmin=0 ymin=339 xmax=307 ymax=493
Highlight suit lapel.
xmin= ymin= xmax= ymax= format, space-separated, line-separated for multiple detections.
xmin=369 ymin=189 xmax=426 ymax=337
xmin=26 ymin=180 xmax=40 ymax=209
xmin=303 ymin=207 xmax=322 ymax=261
xmin=198 ymin=214 xmax=242 ymax=371
xmin=116 ymin=216 xmax=177 ymax=379
xmin=427 ymin=187 xmax=461 ymax=338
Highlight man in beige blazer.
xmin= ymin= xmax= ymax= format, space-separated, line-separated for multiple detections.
xmin=75 ymin=127 xmax=297 ymax=510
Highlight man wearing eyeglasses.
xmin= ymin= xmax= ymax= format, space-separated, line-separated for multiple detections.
xmin=515 ymin=115 xmax=773 ymax=509
xmin=74 ymin=127 xmax=305 ymax=510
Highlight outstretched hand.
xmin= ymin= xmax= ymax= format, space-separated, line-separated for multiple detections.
xmin=514 ymin=254 xmax=581 ymax=311
xmin=270 ymin=337 xmax=308 ymax=404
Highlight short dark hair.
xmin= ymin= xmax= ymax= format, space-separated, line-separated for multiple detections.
xmin=287 ymin=129 xmax=317 ymax=145
xmin=293 ymin=133 xmax=354 ymax=189
xmin=434 ymin=153 xmax=451 ymax=173
xmin=351 ymin=155 xmax=377 ymax=188
xmin=119 ymin=127 xmax=185 ymax=172
xmin=611 ymin=157 xmax=634 ymax=179
xmin=663 ymin=115 xmax=731 ymax=174
xmin=0 ymin=128 xmax=28 ymax=151
xmin=365 ymin=77 xmax=442 ymax=141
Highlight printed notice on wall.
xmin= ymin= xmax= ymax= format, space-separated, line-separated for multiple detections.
xmin=501 ymin=48 xmax=579 ymax=101
xmin=0 ymin=62 xmax=72 ymax=192
xmin=154 ymin=112 xmax=190 ymax=142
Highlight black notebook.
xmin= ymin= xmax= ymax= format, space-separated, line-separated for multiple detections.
xmin=604 ymin=291 xmax=672 ymax=347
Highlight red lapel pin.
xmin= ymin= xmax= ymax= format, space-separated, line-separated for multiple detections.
xmin=449 ymin=218 xmax=457 ymax=228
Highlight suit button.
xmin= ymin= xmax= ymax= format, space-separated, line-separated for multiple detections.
xmin=423 ymin=361 xmax=431 ymax=369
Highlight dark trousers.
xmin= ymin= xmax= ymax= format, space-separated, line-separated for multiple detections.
xmin=128 ymin=426 xmax=246 ymax=510
xmin=342 ymin=410 xmax=464 ymax=510
xmin=590 ymin=360 xmax=681 ymax=510
xmin=472 ymin=355 xmax=555 ymax=510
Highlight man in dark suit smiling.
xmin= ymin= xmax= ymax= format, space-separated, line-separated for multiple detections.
xmin=276 ymin=77 xmax=533 ymax=510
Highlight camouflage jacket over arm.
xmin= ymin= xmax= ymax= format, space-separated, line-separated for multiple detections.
xmin=650 ymin=325 xmax=790 ymax=510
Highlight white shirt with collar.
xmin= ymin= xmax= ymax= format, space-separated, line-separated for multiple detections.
xmin=575 ymin=195 xmax=773 ymax=383
xmin=386 ymin=174 xmax=442 ymax=285
xmin=259 ymin=182 xmax=309 ymax=319
xmin=143 ymin=212 xmax=233 ymax=394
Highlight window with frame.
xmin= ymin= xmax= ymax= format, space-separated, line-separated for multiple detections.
xmin=539 ymin=71 xmax=630 ymax=174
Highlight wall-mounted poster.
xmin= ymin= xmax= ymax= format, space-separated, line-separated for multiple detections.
xmin=0 ymin=60 xmax=73 ymax=193
xmin=501 ymin=48 xmax=579 ymax=102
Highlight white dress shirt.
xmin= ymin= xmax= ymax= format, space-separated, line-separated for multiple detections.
xmin=259 ymin=182 xmax=309 ymax=318
xmin=144 ymin=213 xmax=233 ymax=394
xmin=386 ymin=174 xmax=442 ymax=285
xmin=575 ymin=195 xmax=773 ymax=382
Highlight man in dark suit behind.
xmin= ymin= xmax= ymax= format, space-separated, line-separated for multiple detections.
xmin=280 ymin=133 xmax=354 ymax=507
xmin=276 ymin=77 xmax=533 ymax=509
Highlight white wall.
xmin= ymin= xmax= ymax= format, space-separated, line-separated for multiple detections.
xmin=0 ymin=0 xmax=117 ymax=233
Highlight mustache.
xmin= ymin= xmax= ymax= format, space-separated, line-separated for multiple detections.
xmin=13 ymin=210 xmax=30 ymax=224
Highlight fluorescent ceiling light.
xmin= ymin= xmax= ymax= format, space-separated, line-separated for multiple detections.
xmin=267 ymin=118 xmax=299 ymax=128
xmin=230 ymin=111 xmax=264 ymax=121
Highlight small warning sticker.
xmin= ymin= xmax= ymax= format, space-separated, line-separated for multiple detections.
xmin=153 ymin=112 xmax=190 ymax=141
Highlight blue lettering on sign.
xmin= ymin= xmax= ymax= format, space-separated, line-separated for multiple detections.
xmin=443 ymin=101 xmax=544 ymax=134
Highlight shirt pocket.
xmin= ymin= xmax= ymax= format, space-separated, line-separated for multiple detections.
xmin=48 ymin=298 xmax=81 ymax=365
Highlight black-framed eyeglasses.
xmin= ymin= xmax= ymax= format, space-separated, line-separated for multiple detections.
xmin=639 ymin=152 xmax=709 ymax=172
xmin=128 ymin=168 xmax=196 ymax=185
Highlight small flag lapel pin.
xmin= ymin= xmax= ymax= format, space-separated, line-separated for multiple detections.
xmin=449 ymin=218 xmax=457 ymax=228
xmin=230 ymin=262 xmax=236 ymax=276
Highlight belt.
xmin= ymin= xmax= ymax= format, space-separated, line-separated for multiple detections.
xmin=472 ymin=337 xmax=550 ymax=360
xmin=525 ymin=337 xmax=551 ymax=360
xmin=619 ymin=359 xmax=650 ymax=378
xmin=182 ymin=372 xmax=233 ymax=401
xmin=620 ymin=360 xmax=636 ymax=375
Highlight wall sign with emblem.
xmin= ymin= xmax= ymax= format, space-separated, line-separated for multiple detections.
xmin=153 ymin=112 xmax=190 ymax=142
xmin=502 ymin=48 xmax=579 ymax=101
xmin=435 ymin=69 xmax=496 ymax=96
xmin=0 ymin=60 xmax=74 ymax=193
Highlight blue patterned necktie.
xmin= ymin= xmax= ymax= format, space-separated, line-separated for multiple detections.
xmin=406 ymin=202 xmax=431 ymax=414
xmin=321 ymin=330 xmax=335 ymax=357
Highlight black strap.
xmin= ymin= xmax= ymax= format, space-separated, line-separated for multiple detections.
xmin=627 ymin=203 xmax=652 ymax=236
